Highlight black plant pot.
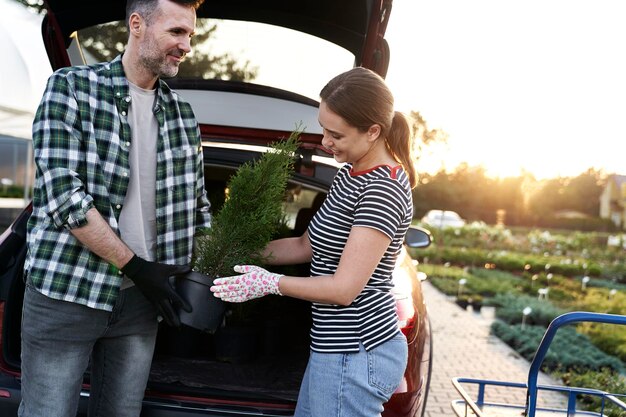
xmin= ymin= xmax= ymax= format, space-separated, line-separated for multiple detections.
xmin=455 ymin=298 xmax=470 ymax=310
xmin=175 ymin=271 xmax=226 ymax=334
xmin=471 ymin=301 xmax=483 ymax=312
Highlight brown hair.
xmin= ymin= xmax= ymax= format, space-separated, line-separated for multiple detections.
xmin=126 ymin=0 xmax=205 ymax=29
xmin=319 ymin=67 xmax=418 ymax=188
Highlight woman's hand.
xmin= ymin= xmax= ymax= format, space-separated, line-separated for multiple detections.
xmin=210 ymin=265 xmax=283 ymax=302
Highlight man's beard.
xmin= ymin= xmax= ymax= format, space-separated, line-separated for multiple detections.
xmin=139 ymin=36 xmax=183 ymax=79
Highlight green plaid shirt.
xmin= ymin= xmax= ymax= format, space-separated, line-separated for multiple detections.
xmin=25 ymin=55 xmax=212 ymax=311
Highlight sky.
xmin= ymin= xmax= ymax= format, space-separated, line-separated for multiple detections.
xmin=2 ymin=0 xmax=625 ymax=180
xmin=384 ymin=0 xmax=626 ymax=179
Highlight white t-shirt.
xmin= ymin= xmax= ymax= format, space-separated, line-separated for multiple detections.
xmin=119 ymin=81 xmax=158 ymax=289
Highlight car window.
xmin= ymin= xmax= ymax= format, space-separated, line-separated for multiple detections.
xmin=70 ymin=18 xmax=355 ymax=102
xmin=284 ymin=186 xmax=324 ymax=232
xmin=203 ymin=157 xmax=329 ymax=236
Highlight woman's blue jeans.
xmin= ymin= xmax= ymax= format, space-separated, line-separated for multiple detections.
xmin=18 ymin=284 xmax=159 ymax=417
xmin=295 ymin=332 xmax=408 ymax=417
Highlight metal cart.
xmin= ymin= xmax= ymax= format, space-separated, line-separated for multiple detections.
xmin=451 ymin=311 xmax=626 ymax=417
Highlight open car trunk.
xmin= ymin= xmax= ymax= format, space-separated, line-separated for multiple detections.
xmin=0 ymin=160 xmax=317 ymax=405
xmin=0 ymin=138 xmax=333 ymax=410
xmin=0 ymin=215 xmax=312 ymax=403
xmin=145 ymin=161 xmax=318 ymax=402
xmin=143 ymin=154 xmax=316 ymax=401
xmin=151 ymin=293 xmax=311 ymax=401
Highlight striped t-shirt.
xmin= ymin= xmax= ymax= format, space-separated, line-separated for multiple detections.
xmin=307 ymin=163 xmax=413 ymax=353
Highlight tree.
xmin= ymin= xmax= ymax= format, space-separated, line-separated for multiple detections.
xmin=526 ymin=177 xmax=566 ymax=218
xmin=562 ymin=168 xmax=605 ymax=217
xmin=526 ymin=169 xmax=605 ymax=219
xmin=413 ymin=169 xmax=458 ymax=218
xmin=409 ymin=110 xmax=448 ymax=157
xmin=414 ymin=164 xmax=530 ymax=226
xmin=494 ymin=175 xmax=526 ymax=226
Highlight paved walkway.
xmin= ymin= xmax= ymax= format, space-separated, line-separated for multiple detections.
xmin=421 ymin=280 xmax=568 ymax=417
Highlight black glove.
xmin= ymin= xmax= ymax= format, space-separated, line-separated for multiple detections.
xmin=121 ymin=255 xmax=193 ymax=327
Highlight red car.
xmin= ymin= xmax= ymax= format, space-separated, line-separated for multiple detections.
xmin=0 ymin=0 xmax=433 ymax=415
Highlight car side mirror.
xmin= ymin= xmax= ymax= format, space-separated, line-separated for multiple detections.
xmin=404 ymin=226 xmax=432 ymax=249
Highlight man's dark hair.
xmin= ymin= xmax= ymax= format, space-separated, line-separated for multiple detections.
xmin=126 ymin=0 xmax=205 ymax=29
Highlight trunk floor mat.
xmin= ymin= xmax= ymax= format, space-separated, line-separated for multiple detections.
xmin=150 ymin=354 xmax=308 ymax=400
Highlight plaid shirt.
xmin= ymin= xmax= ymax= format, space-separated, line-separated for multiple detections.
xmin=25 ymin=55 xmax=212 ymax=311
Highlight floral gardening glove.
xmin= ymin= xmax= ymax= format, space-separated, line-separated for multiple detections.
xmin=210 ymin=265 xmax=283 ymax=303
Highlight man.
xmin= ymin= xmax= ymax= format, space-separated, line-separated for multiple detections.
xmin=20 ymin=0 xmax=210 ymax=416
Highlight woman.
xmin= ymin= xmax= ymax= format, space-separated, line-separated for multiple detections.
xmin=211 ymin=66 xmax=418 ymax=417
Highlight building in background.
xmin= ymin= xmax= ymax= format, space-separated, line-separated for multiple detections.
xmin=599 ymin=174 xmax=626 ymax=230
xmin=0 ymin=134 xmax=32 ymax=189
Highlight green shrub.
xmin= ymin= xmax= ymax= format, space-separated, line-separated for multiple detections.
xmin=0 ymin=184 xmax=27 ymax=198
xmin=194 ymin=129 xmax=299 ymax=277
xmin=415 ymin=246 xmax=488 ymax=267
xmin=605 ymin=265 xmax=626 ymax=283
xmin=555 ymin=368 xmax=626 ymax=417
xmin=577 ymin=289 xmax=626 ymax=315
xmin=577 ymin=321 xmax=626 ymax=363
xmin=572 ymin=286 xmax=626 ymax=362
xmin=464 ymin=268 xmax=525 ymax=297
xmin=585 ymin=277 xmax=626 ymax=292
xmin=420 ymin=264 xmax=522 ymax=299
xmin=414 ymin=245 xmax=604 ymax=277
xmin=535 ymin=216 xmax=618 ymax=233
xmin=490 ymin=321 xmax=625 ymax=373
xmin=419 ymin=264 xmax=470 ymax=296
xmin=536 ymin=286 xmax=578 ymax=304
xmin=423 ymin=264 xmax=535 ymax=300
xmin=419 ymin=221 xmax=626 ymax=389
xmin=512 ymin=273 xmax=580 ymax=304
xmin=491 ymin=293 xmax=567 ymax=327
xmin=421 ymin=223 xmax=516 ymax=250
xmin=419 ymin=263 xmax=468 ymax=279
xmin=486 ymin=251 xmax=528 ymax=272
xmin=427 ymin=276 xmax=458 ymax=297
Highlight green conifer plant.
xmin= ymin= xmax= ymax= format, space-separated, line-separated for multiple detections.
xmin=193 ymin=127 xmax=301 ymax=278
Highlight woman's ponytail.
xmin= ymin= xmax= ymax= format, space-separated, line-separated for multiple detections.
xmin=387 ymin=112 xmax=418 ymax=188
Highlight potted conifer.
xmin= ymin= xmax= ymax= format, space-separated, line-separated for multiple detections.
xmin=175 ymin=127 xmax=301 ymax=339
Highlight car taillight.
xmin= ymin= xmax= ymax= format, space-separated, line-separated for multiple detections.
xmin=394 ymin=281 xmax=416 ymax=337
xmin=399 ymin=314 xmax=415 ymax=336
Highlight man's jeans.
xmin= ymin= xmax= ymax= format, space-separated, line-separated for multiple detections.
xmin=19 ymin=284 xmax=159 ymax=417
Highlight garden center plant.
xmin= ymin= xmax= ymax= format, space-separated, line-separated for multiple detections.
xmin=193 ymin=129 xmax=300 ymax=278
xmin=416 ymin=221 xmax=626 ymax=415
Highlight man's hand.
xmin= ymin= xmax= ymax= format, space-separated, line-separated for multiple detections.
xmin=121 ymin=255 xmax=193 ymax=327
xmin=210 ymin=265 xmax=283 ymax=303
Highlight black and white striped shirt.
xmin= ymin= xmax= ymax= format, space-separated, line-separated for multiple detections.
xmin=307 ymin=163 xmax=413 ymax=353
